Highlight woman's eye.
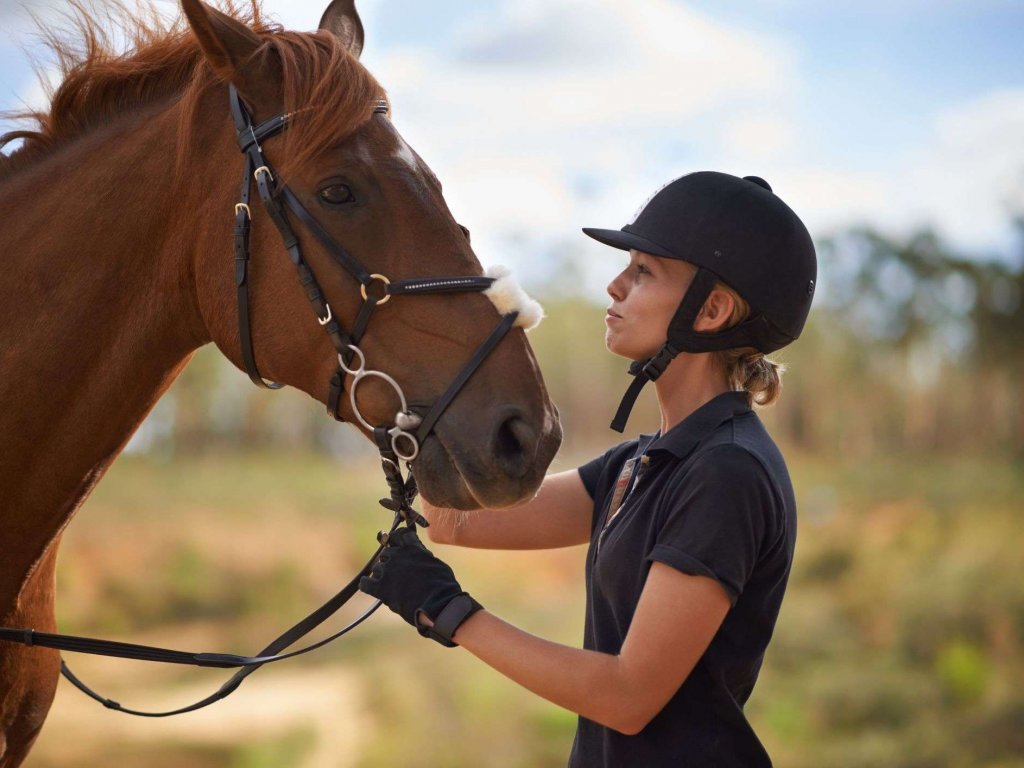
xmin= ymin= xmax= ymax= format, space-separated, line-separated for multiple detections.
xmin=635 ymin=264 xmax=650 ymax=277
xmin=319 ymin=184 xmax=355 ymax=205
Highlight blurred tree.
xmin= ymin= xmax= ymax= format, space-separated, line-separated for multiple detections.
xmin=816 ymin=217 xmax=1023 ymax=455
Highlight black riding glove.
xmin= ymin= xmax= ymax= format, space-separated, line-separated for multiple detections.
xmin=359 ymin=526 xmax=482 ymax=647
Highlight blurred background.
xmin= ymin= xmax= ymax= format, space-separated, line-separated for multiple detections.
xmin=2 ymin=0 xmax=1022 ymax=766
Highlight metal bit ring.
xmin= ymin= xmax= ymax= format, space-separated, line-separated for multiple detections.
xmin=338 ymin=344 xmax=420 ymax=460
xmin=337 ymin=345 xmax=366 ymax=376
xmin=348 ymin=370 xmax=411 ymax=432
xmin=389 ymin=428 xmax=420 ymax=462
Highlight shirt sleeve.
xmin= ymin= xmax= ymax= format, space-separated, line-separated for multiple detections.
xmin=646 ymin=445 xmax=780 ymax=606
xmin=577 ymin=450 xmax=609 ymax=500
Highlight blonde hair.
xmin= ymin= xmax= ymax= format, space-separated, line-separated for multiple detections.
xmin=712 ymin=282 xmax=785 ymax=407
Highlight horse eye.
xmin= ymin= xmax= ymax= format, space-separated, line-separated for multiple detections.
xmin=319 ymin=183 xmax=355 ymax=205
xmin=458 ymin=224 xmax=471 ymax=243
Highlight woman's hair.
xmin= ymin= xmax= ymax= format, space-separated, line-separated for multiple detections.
xmin=713 ymin=282 xmax=785 ymax=406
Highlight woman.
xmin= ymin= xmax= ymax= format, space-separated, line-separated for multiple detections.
xmin=360 ymin=171 xmax=817 ymax=767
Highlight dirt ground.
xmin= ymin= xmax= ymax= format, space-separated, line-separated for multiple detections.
xmin=32 ymin=656 xmax=373 ymax=767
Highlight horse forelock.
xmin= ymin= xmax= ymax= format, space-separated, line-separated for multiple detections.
xmin=260 ymin=28 xmax=387 ymax=177
xmin=0 ymin=0 xmax=385 ymax=181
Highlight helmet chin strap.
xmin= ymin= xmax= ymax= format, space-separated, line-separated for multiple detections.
xmin=609 ymin=267 xmax=765 ymax=433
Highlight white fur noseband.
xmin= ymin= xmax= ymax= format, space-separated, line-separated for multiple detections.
xmin=483 ymin=265 xmax=544 ymax=330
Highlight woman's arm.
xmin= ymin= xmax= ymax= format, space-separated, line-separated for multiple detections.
xmin=448 ymin=562 xmax=731 ymax=734
xmin=422 ymin=469 xmax=593 ymax=550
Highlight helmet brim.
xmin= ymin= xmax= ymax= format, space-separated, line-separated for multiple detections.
xmin=581 ymin=227 xmax=681 ymax=260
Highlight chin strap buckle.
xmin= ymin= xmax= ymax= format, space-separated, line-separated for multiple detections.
xmin=611 ymin=343 xmax=680 ymax=433
xmin=638 ymin=343 xmax=679 ymax=382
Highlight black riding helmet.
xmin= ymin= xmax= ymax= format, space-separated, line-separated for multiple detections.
xmin=583 ymin=171 xmax=817 ymax=432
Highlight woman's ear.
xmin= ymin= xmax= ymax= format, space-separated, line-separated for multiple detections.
xmin=694 ymin=288 xmax=737 ymax=333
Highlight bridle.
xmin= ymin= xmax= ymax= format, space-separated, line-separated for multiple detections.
xmin=0 ymin=85 xmax=524 ymax=716
xmin=229 ymin=85 xmax=518 ymax=461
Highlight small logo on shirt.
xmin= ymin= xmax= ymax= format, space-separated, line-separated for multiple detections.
xmin=605 ymin=454 xmax=650 ymax=528
xmin=607 ymin=457 xmax=638 ymax=524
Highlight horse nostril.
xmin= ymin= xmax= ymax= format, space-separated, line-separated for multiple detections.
xmin=493 ymin=413 xmax=536 ymax=480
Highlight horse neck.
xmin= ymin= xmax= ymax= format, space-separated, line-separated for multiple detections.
xmin=0 ymin=98 xmax=224 ymax=601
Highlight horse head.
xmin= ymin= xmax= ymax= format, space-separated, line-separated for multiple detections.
xmin=182 ymin=0 xmax=562 ymax=509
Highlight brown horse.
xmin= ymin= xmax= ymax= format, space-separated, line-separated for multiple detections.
xmin=0 ymin=1 xmax=561 ymax=763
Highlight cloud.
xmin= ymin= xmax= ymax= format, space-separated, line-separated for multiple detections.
xmin=905 ymin=89 xmax=1024 ymax=252
xmin=723 ymin=114 xmax=797 ymax=158
xmin=355 ymin=0 xmax=798 ymax=285
xmin=376 ymin=0 xmax=793 ymax=134
xmin=785 ymin=89 xmax=1024 ymax=254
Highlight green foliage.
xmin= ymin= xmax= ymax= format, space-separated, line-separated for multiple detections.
xmin=229 ymin=729 xmax=313 ymax=768
xmin=936 ymin=640 xmax=991 ymax=705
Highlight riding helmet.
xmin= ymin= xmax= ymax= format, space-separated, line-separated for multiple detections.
xmin=583 ymin=171 xmax=817 ymax=431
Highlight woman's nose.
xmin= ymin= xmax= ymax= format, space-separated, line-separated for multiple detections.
xmin=607 ymin=270 xmax=627 ymax=301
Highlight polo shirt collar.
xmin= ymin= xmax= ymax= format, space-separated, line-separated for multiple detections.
xmin=644 ymin=391 xmax=751 ymax=460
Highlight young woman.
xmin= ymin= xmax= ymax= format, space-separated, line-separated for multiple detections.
xmin=360 ymin=171 xmax=817 ymax=767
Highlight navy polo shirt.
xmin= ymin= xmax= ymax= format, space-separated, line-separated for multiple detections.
xmin=569 ymin=391 xmax=796 ymax=768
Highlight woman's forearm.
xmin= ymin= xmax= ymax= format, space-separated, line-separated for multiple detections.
xmin=419 ymin=501 xmax=466 ymax=544
xmin=453 ymin=610 xmax=640 ymax=735
xmin=418 ymin=474 xmax=594 ymax=550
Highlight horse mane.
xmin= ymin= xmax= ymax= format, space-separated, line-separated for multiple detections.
xmin=0 ymin=1 xmax=385 ymax=180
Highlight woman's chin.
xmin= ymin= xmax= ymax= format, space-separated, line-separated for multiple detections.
xmin=605 ymin=335 xmax=657 ymax=363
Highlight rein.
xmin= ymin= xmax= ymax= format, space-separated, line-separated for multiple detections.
xmin=0 ymin=84 xmax=521 ymax=716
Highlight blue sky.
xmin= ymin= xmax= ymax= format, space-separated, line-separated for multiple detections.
xmin=2 ymin=0 xmax=1022 ymax=296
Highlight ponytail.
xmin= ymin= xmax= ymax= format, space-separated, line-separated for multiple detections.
xmin=718 ymin=348 xmax=785 ymax=406
xmin=712 ymin=283 xmax=786 ymax=407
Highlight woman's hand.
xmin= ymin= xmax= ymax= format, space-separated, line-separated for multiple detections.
xmin=358 ymin=526 xmax=482 ymax=646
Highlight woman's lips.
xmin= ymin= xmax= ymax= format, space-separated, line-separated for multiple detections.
xmin=605 ymin=309 xmax=622 ymax=324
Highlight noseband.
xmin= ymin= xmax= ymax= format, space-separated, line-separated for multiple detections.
xmin=0 ymin=85 xmax=527 ymax=718
xmin=229 ymin=85 xmax=518 ymax=461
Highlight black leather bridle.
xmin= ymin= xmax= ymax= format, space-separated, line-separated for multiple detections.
xmin=229 ymin=84 xmax=517 ymax=460
xmin=0 ymin=85 xmax=521 ymax=716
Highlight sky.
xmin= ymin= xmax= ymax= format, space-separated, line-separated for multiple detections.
xmin=1 ymin=0 xmax=1022 ymax=298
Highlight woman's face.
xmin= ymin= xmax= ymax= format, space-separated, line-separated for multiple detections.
xmin=605 ymin=250 xmax=696 ymax=360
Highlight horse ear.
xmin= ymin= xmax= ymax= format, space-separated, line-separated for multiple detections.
xmin=319 ymin=0 xmax=364 ymax=59
xmin=181 ymin=0 xmax=276 ymax=103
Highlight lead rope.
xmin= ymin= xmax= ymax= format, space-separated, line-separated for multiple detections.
xmin=14 ymin=443 xmax=424 ymax=718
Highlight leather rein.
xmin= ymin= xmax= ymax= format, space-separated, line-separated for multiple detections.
xmin=0 ymin=85 xmax=520 ymax=716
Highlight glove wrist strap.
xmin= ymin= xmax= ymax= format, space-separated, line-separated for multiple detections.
xmin=424 ymin=594 xmax=482 ymax=647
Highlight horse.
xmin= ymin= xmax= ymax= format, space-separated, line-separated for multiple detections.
xmin=0 ymin=1 xmax=562 ymax=763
